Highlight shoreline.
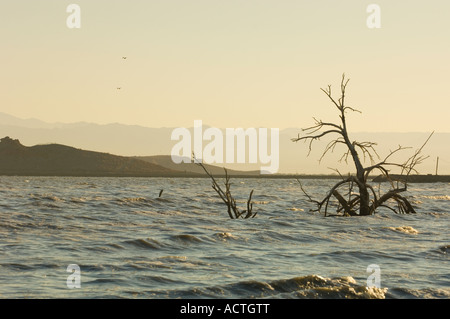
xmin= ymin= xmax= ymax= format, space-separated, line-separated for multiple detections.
xmin=1 ymin=173 xmax=449 ymax=182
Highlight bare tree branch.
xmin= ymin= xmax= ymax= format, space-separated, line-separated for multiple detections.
xmin=194 ymin=153 xmax=256 ymax=219
xmin=292 ymin=74 xmax=431 ymax=216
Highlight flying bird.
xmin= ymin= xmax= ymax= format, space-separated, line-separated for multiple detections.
xmin=122 ymin=57 xmax=127 ymax=59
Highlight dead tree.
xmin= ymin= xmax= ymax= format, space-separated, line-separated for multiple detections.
xmin=292 ymin=74 xmax=432 ymax=216
xmin=194 ymin=155 xmax=256 ymax=219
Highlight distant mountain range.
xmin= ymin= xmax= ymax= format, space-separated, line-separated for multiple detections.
xmin=0 ymin=112 xmax=449 ymax=175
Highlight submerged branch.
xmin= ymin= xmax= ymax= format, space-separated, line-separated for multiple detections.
xmin=194 ymin=154 xmax=256 ymax=219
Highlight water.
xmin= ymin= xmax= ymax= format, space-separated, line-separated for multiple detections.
xmin=0 ymin=176 xmax=448 ymax=299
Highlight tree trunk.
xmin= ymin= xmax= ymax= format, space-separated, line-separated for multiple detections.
xmin=342 ymin=119 xmax=372 ymax=216
xmin=358 ymin=183 xmax=371 ymax=216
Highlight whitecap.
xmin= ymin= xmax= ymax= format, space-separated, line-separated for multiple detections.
xmin=388 ymin=226 xmax=419 ymax=234
xmin=422 ymin=195 xmax=450 ymax=200
xmin=213 ymin=232 xmax=238 ymax=241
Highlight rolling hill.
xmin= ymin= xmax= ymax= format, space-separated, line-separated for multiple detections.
xmin=1 ymin=136 xmax=448 ymax=181
xmin=0 ymin=136 xmax=187 ymax=177
xmin=0 ymin=136 xmax=262 ymax=177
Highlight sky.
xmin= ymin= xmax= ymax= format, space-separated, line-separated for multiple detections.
xmin=1 ymin=0 xmax=450 ymax=133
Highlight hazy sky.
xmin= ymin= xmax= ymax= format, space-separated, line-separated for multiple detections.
xmin=1 ymin=0 xmax=449 ymax=132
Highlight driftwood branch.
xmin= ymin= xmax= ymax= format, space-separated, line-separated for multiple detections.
xmin=194 ymin=154 xmax=256 ymax=219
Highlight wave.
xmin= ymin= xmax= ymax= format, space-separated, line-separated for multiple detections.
xmin=128 ymin=260 xmax=172 ymax=270
xmin=0 ymin=263 xmax=35 ymax=271
xmin=387 ymin=226 xmax=419 ymax=235
xmin=152 ymin=275 xmax=388 ymax=299
xmin=116 ymin=197 xmax=155 ymax=206
xmin=29 ymin=194 xmax=64 ymax=202
xmin=421 ymin=195 xmax=450 ymax=201
xmin=75 ymin=182 xmax=97 ymax=188
xmin=251 ymin=201 xmax=270 ymax=205
xmin=85 ymin=278 xmax=129 ymax=285
xmin=124 ymin=238 xmax=164 ymax=250
xmin=78 ymin=215 xmax=101 ymax=221
xmin=170 ymin=234 xmax=204 ymax=244
xmin=41 ymin=195 xmax=64 ymax=202
xmin=69 ymin=197 xmax=88 ymax=204
xmin=0 ymin=221 xmax=21 ymax=230
xmin=389 ymin=287 xmax=450 ymax=299
xmin=157 ymin=255 xmax=188 ymax=262
xmin=28 ymin=194 xmax=64 ymax=208
xmin=267 ymin=275 xmax=387 ymax=299
xmin=108 ymin=243 xmax=125 ymax=250
xmin=136 ymin=275 xmax=179 ymax=284
xmin=155 ymin=197 xmax=173 ymax=203
xmin=253 ymin=194 xmax=281 ymax=201
xmin=118 ymin=232 xmax=221 ymax=251
xmin=213 ymin=232 xmax=239 ymax=241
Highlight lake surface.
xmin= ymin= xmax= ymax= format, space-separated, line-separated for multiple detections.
xmin=0 ymin=176 xmax=448 ymax=298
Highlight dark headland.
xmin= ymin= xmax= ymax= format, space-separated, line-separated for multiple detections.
xmin=0 ymin=137 xmax=449 ymax=182
xmin=0 ymin=136 xmax=185 ymax=177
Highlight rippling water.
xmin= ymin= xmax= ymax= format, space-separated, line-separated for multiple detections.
xmin=0 ymin=176 xmax=448 ymax=299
